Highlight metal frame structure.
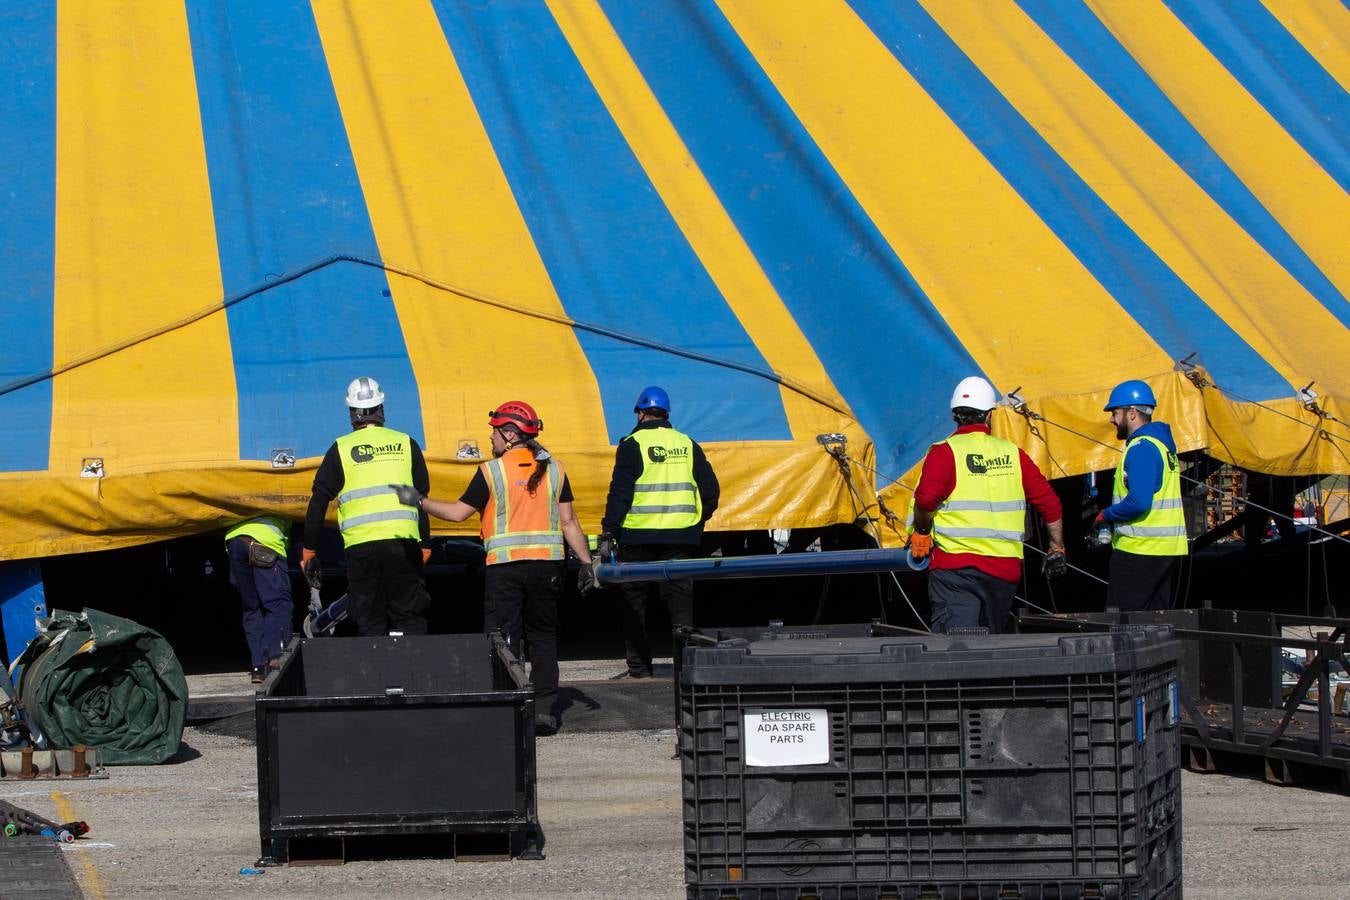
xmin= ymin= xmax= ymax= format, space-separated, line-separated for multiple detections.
xmin=1020 ymin=611 xmax=1350 ymax=788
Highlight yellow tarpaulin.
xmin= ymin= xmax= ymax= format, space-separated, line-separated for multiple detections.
xmin=1 ymin=1 xmax=1347 ymax=560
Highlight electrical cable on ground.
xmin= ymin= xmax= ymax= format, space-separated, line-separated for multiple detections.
xmin=1012 ymin=594 xmax=1060 ymax=618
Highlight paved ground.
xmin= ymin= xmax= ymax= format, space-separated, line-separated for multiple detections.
xmin=3 ymin=661 xmax=1349 ymax=899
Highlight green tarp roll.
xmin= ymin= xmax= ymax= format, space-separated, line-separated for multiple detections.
xmin=14 ymin=609 xmax=187 ymax=764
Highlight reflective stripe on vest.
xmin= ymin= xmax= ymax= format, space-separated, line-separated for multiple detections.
xmin=621 ymin=428 xmax=701 ymax=531
xmin=336 ymin=425 xmax=420 ymax=547
xmin=225 ymin=516 xmax=289 ymax=556
xmin=481 ymin=447 xmax=564 ymax=565
xmin=1111 ymin=434 xmax=1187 ymax=555
xmin=933 ymin=431 xmax=1026 ymax=559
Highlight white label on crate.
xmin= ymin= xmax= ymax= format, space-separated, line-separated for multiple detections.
xmin=743 ymin=709 xmax=829 ymax=767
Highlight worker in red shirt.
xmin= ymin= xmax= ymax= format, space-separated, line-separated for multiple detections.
xmin=908 ymin=376 xmax=1067 ymax=633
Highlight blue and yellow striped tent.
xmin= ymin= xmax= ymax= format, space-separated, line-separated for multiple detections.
xmin=2 ymin=1 xmax=1347 ymax=560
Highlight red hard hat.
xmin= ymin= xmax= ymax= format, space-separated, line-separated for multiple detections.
xmin=488 ymin=401 xmax=542 ymax=435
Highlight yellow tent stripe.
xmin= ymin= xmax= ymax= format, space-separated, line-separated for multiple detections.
xmin=312 ymin=0 xmax=607 ymax=463
xmin=546 ymin=0 xmax=852 ymax=442
xmin=925 ymin=0 xmax=1350 ymax=398
xmin=1258 ymin=0 xmax=1350 ymax=94
xmin=51 ymin=0 xmax=234 ymax=475
xmin=716 ymin=0 xmax=1173 ymax=400
xmin=1085 ymin=0 xmax=1350 ymax=302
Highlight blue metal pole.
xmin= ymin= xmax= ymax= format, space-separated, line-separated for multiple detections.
xmin=595 ymin=548 xmax=911 ymax=584
xmin=0 ymin=561 xmax=48 ymax=668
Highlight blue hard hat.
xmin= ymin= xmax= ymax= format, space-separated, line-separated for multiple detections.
xmin=634 ymin=385 xmax=670 ymax=414
xmin=1104 ymin=379 xmax=1157 ymax=410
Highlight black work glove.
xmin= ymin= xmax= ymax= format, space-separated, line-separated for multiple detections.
xmin=596 ymin=532 xmax=616 ymax=563
xmin=1042 ymin=546 xmax=1067 ymax=581
xmin=301 ymin=553 xmax=322 ymax=591
xmin=390 ymin=484 xmax=423 ymax=508
xmin=577 ymin=562 xmax=598 ymax=597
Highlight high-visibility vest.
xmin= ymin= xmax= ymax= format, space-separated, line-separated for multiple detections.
xmin=621 ymin=428 xmax=702 ymax=532
xmin=481 ymin=447 xmax=564 ymax=565
xmin=1111 ymin=434 xmax=1187 ymax=556
xmin=932 ymin=431 xmax=1026 ymax=559
xmin=225 ymin=516 xmax=289 ymax=556
xmin=335 ymin=426 xmax=420 ymax=548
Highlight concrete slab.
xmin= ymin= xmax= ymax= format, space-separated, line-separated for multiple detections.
xmin=6 ymin=732 xmax=1350 ymax=899
xmin=7 ymin=657 xmax=1347 ymax=898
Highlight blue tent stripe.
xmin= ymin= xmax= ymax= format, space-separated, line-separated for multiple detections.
xmin=0 ymin=8 xmax=55 ymax=473
xmin=1166 ymin=0 xmax=1350 ymax=194
xmin=600 ymin=0 xmax=981 ymax=475
xmin=185 ymin=0 xmax=423 ymax=459
xmin=429 ymin=1 xmax=791 ymax=446
xmin=1018 ymin=0 xmax=1350 ymax=331
xmin=849 ymin=0 xmax=1292 ymax=403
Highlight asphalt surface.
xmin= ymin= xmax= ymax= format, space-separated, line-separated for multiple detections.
xmin=3 ymin=661 xmax=1349 ymax=898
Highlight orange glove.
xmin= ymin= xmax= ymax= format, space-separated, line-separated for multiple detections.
xmin=421 ymin=547 xmax=432 ymax=565
xmin=908 ymin=531 xmax=933 ymax=560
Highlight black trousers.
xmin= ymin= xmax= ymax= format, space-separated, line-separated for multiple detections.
xmin=345 ymin=539 xmax=431 ymax=637
xmin=928 ymin=566 xmax=1019 ymax=634
xmin=484 ymin=560 xmax=562 ymax=715
xmin=1106 ymin=550 xmax=1182 ymax=612
xmin=617 ymin=544 xmax=696 ymax=675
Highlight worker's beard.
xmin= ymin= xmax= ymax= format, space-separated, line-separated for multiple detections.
xmin=1115 ymin=421 xmax=1129 ymax=440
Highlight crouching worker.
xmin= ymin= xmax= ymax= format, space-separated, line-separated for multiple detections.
xmin=392 ymin=401 xmax=593 ymax=735
xmin=225 ymin=515 xmax=294 ymax=683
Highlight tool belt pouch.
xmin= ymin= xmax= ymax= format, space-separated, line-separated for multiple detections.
xmin=247 ymin=542 xmax=280 ymax=568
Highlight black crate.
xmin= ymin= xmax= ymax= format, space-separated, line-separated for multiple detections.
xmin=680 ymin=625 xmax=1182 ymax=899
xmin=256 ymin=633 xmax=542 ymax=863
xmin=689 ymin=878 xmax=1180 ymax=899
xmin=1026 ymin=609 xmax=1280 ymax=709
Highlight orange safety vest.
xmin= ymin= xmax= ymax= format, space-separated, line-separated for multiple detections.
xmin=480 ymin=447 xmax=565 ymax=565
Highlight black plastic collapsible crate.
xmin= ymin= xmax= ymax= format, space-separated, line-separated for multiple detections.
xmin=256 ymin=633 xmax=542 ymax=863
xmin=681 ymin=624 xmax=1182 ymax=900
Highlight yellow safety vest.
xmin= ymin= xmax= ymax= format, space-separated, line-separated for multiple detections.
xmin=335 ymin=426 xmax=420 ymax=548
xmin=481 ymin=448 xmax=565 ymax=565
xmin=1111 ymin=434 xmax=1187 ymax=556
xmin=621 ymin=428 xmax=702 ymax=532
xmin=932 ymin=431 xmax=1026 ymax=559
xmin=224 ymin=516 xmax=289 ymax=556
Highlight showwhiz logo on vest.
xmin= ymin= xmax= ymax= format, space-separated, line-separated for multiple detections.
xmin=964 ymin=452 xmax=1014 ymax=475
xmin=349 ymin=440 xmax=406 ymax=463
xmin=646 ymin=444 xmax=689 ymax=464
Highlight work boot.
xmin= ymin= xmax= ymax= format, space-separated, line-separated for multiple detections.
xmin=250 ymin=666 xmax=266 ymax=685
xmin=534 ymin=713 xmax=559 ymax=736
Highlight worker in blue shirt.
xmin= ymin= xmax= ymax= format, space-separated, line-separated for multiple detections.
xmin=1097 ymin=380 xmax=1188 ymax=611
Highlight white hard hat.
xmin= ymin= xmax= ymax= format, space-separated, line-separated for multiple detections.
xmin=345 ymin=376 xmax=385 ymax=410
xmin=950 ymin=376 xmax=998 ymax=412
